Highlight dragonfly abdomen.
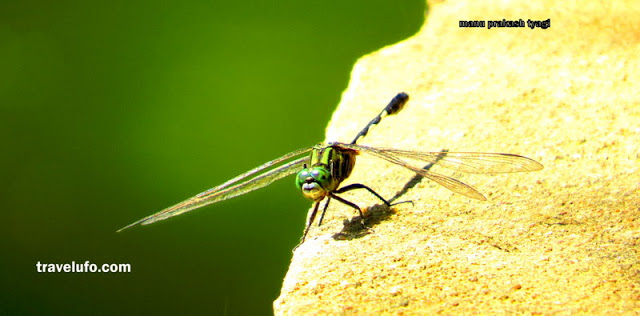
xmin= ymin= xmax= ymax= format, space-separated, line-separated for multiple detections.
xmin=350 ymin=92 xmax=409 ymax=144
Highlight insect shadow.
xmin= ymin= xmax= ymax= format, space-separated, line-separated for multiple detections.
xmin=332 ymin=150 xmax=449 ymax=241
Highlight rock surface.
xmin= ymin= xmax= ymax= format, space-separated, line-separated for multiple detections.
xmin=274 ymin=0 xmax=640 ymax=314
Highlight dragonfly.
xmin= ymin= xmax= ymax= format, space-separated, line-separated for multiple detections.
xmin=118 ymin=92 xmax=543 ymax=243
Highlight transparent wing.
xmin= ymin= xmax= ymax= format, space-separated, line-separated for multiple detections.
xmin=118 ymin=147 xmax=312 ymax=232
xmin=335 ymin=143 xmax=542 ymax=200
xmin=368 ymin=148 xmax=543 ymax=173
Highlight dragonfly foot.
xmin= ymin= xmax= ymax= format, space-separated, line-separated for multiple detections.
xmin=292 ymin=240 xmax=304 ymax=252
xmin=391 ymin=200 xmax=414 ymax=207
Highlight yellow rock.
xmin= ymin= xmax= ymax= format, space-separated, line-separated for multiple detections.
xmin=275 ymin=0 xmax=640 ymax=314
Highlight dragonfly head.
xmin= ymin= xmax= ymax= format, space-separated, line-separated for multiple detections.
xmin=296 ymin=165 xmax=331 ymax=201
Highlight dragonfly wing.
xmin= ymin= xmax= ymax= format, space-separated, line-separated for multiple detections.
xmin=211 ymin=146 xmax=313 ymax=190
xmin=342 ymin=145 xmax=542 ymax=174
xmin=418 ymin=171 xmax=487 ymax=200
xmin=118 ymin=149 xmax=311 ymax=232
xmin=333 ymin=143 xmax=507 ymax=200
xmin=390 ymin=150 xmax=542 ymax=173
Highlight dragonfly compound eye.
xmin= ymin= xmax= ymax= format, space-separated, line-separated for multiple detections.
xmin=296 ymin=166 xmax=331 ymax=201
xmin=310 ymin=167 xmax=330 ymax=183
xmin=295 ymin=169 xmax=310 ymax=189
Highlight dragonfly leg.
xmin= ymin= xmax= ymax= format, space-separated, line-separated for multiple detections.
xmin=318 ymin=197 xmax=332 ymax=226
xmin=334 ymin=183 xmax=391 ymax=206
xmin=329 ymin=193 xmax=366 ymax=230
xmin=300 ymin=202 xmax=321 ymax=244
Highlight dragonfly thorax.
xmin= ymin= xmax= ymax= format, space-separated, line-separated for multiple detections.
xmin=295 ymin=144 xmax=358 ymax=202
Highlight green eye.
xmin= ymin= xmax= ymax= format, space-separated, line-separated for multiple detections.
xmin=295 ymin=169 xmax=309 ymax=189
xmin=310 ymin=167 xmax=329 ymax=181
xmin=295 ymin=167 xmax=330 ymax=189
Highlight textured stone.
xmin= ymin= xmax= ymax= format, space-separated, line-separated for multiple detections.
xmin=275 ymin=0 xmax=640 ymax=314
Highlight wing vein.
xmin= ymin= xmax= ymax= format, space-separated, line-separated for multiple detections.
xmin=117 ymin=148 xmax=312 ymax=232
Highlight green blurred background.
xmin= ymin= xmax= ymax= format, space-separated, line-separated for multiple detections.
xmin=1 ymin=1 xmax=424 ymax=314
